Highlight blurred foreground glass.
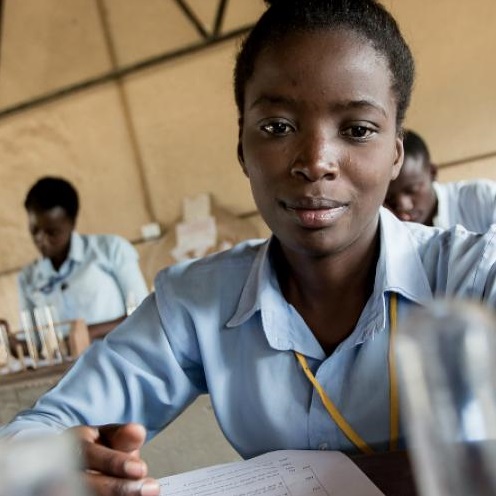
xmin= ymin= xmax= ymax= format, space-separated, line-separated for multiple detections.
xmin=397 ymin=299 xmax=496 ymax=496
xmin=0 ymin=432 xmax=89 ymax=496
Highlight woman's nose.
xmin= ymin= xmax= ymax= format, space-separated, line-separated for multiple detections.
xmin=290 ymin=130 xmax=339 ymax=181
xmin=33 ymin=231 xmax=47 ymax=247
xmin=395 ymin=194 xmax=414 ymax=212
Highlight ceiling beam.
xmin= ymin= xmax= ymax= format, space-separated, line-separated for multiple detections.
xmin=213 ymin=0 xmax=228 ymax=37
xmin=173 ymin=0 xmax=209 ymax=40
xmin=0 ymin=24 xmax=253 ymax=120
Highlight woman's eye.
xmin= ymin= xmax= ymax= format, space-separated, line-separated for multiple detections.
xmin=342 ymin=125 xmax=375 ymax=140
xmin=260 ymin=121 xmax=294 ymax=136
xmin=408 ymin=184 xmax=423 ymax=194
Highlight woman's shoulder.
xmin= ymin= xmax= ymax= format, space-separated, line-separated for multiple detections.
xmin=153 ymin=238 xmax=267 ymax=298
xmin=407 ymin=221 xmax=496 ymax=297
xmin=435 ymin=179 xmax=496 ymax=202
xmin=18 ymin=258 xmax=42 ymax=285
xmin=158 ymin=238 xmax=266 ymax=279
xmin=404 ymin=217 xmax=496 ymax=258
xmin=78 ymin=233 xmax=136 ymax=257
xmin=382 ymin=206 xmax=495 ymax=253
xmin=381 ymin=208 xmax=496 ymax=298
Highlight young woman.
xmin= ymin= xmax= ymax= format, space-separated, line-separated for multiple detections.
xmin=18 ymin=176 xmax=149 ymax=339
xmin=2 ymin=2 xmax=496 ymax=495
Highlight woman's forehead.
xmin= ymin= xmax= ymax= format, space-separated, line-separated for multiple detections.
xmin=245 ymin=30 xmax=395 ymax=113
xmin=28 ymin=207 xmax=72 ymax=226
xmin=255 ymin=29 xmax=386 ymax=73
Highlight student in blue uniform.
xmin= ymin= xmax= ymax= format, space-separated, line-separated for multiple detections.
xmin=18 ymin=176 xmax=149 ymax=339
xmin=384 ymin=129 xmax=496 ymax=231
xmin=2 ymin=2 xmax=496 ymax=496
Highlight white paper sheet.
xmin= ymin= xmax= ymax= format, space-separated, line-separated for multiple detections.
xmin=158 ymin=450 xmax=385 ymax=496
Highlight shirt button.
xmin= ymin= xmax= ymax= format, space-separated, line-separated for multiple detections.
xmin=318 ymin=443 xmax=328 ymax=450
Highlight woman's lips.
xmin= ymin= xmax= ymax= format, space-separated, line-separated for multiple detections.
xmin=398 ymin=211 xmax=419 ymax=222
xmin=282 ymin=198 xmax=349 ymax=228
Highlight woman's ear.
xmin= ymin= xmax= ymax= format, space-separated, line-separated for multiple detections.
xmin=237 ymin=117 xmax=248 ymax=177
xmin=429 ymin=162 xmax=438 ymax=182
xmin=391 ymin=136 xmax=404 ymax=180
xmin=237 ymin=143 xmax=247 ymax=170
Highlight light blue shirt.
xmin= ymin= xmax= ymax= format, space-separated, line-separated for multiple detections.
xmin=433 ymin=179 xmax=496 ymax=232
xmin=18 ymin=233 xmax=149 ymax=331
xmin=3 ymin=209 xmax=496 ymax=456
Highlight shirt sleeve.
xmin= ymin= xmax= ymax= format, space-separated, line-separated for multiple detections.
xmin=0 ymin=293 xmax=203 ymax=441
xmin=480 ymin=180 xmax=496 ymax=225
xmin=461 ymin=180 xmax=496 ymax=232
xmin=107 ymin=236 xmax=149 ymax=307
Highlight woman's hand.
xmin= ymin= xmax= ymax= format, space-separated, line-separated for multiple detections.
xmin=72 ymin=423 xmax=160 ymax=496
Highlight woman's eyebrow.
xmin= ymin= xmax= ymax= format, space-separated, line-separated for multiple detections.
xmin=249 ymin=95 xmax=387 ymax=118
xmin=248 ymin=94 xmax=298 ymax=110
xmin=331 ymin=99 xmax=387 ymax=117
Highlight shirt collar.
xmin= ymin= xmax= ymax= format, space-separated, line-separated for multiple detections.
xmin=227 ymin=208 xmax=433 ymax=351
xmin=227 ymin=238 xmax=273 ymax=327
xmin=32 ymin=232 xmax=84 ymax=286
xmin=352 ymin=208 xmax=434 ymax=346
xmin=68 ymin=232 xmax=85 ymax=263
xmin=227 ymin=238 xmax=316 ymax=353
xmin=378 ymin=207 xmax=433 ymax=304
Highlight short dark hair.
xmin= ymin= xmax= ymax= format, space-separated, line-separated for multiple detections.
xmin=234 ymin=0 xmax=415 ymax=128
xmin=24 ymin=176 xmax=79 ymax=220
xmin=403 ymin=129 xmax=431 ymax=165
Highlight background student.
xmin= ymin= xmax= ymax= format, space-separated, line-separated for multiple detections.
xmin=384 ymin=129 xmax=496 ymax=231
xmin=2 ymin=2 xmax=496 ymax=496
xmin=17 ymin=176 xmax=149 ymax=340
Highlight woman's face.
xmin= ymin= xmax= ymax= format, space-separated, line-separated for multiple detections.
xmin=28 ymin=207 xmax=74 ymax=264
xmin=239 ymin=30 xmax=403 ymax=260
xmin=384 ymin=154 xmax=437 ymax=225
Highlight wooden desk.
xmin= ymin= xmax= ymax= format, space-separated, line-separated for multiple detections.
xmin=0 ymin=361 xmax=71 ymax=425
xmin=351 ymin=450 xmax=419 ymax=496
xmin=0 ymin=318 xmax=88 ymax=393
xmin=0 ymin=360 xmax=72 ymax=390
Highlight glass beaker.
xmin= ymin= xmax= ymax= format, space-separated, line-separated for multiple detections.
xmin=397 ymin=299 xmax=496 ymax=496
xmin=0 ymin=432 xmax=89 ymax=496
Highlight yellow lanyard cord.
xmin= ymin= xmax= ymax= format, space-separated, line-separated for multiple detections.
xmin=388 ymin=292 xmax=399 ymax=451
xmin=294 ymin=293 xmax=399 ymax=455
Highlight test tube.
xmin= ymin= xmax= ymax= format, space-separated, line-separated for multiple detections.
xmin=20 ymin=309 xmax=39 ymax=366
xmin=34 ymin=306 xmax=50 ymax=362
xmin=43 ymin=305 xmax=63 ymax=363
xmin=0 ymin=324 xmax=12 ymax=372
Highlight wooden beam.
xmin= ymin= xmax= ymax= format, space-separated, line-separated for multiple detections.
xmin=173 ymin=0 xmax=209 ymax=39
xmin=0 ymin=24 xmax=253 ymax=120
xmin=213 ymin=0 xmax=228 ymax=37
xmin=439 ymin=150 xmax=496 ymax=169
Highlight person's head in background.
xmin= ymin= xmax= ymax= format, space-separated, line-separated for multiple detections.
xmin=24 ymin=176 xmax=79 ymax=271
xmin=384 ymin=129 xmax=438 ymax=225
xmin=234 ymin=0 xmax=414 ymax=259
